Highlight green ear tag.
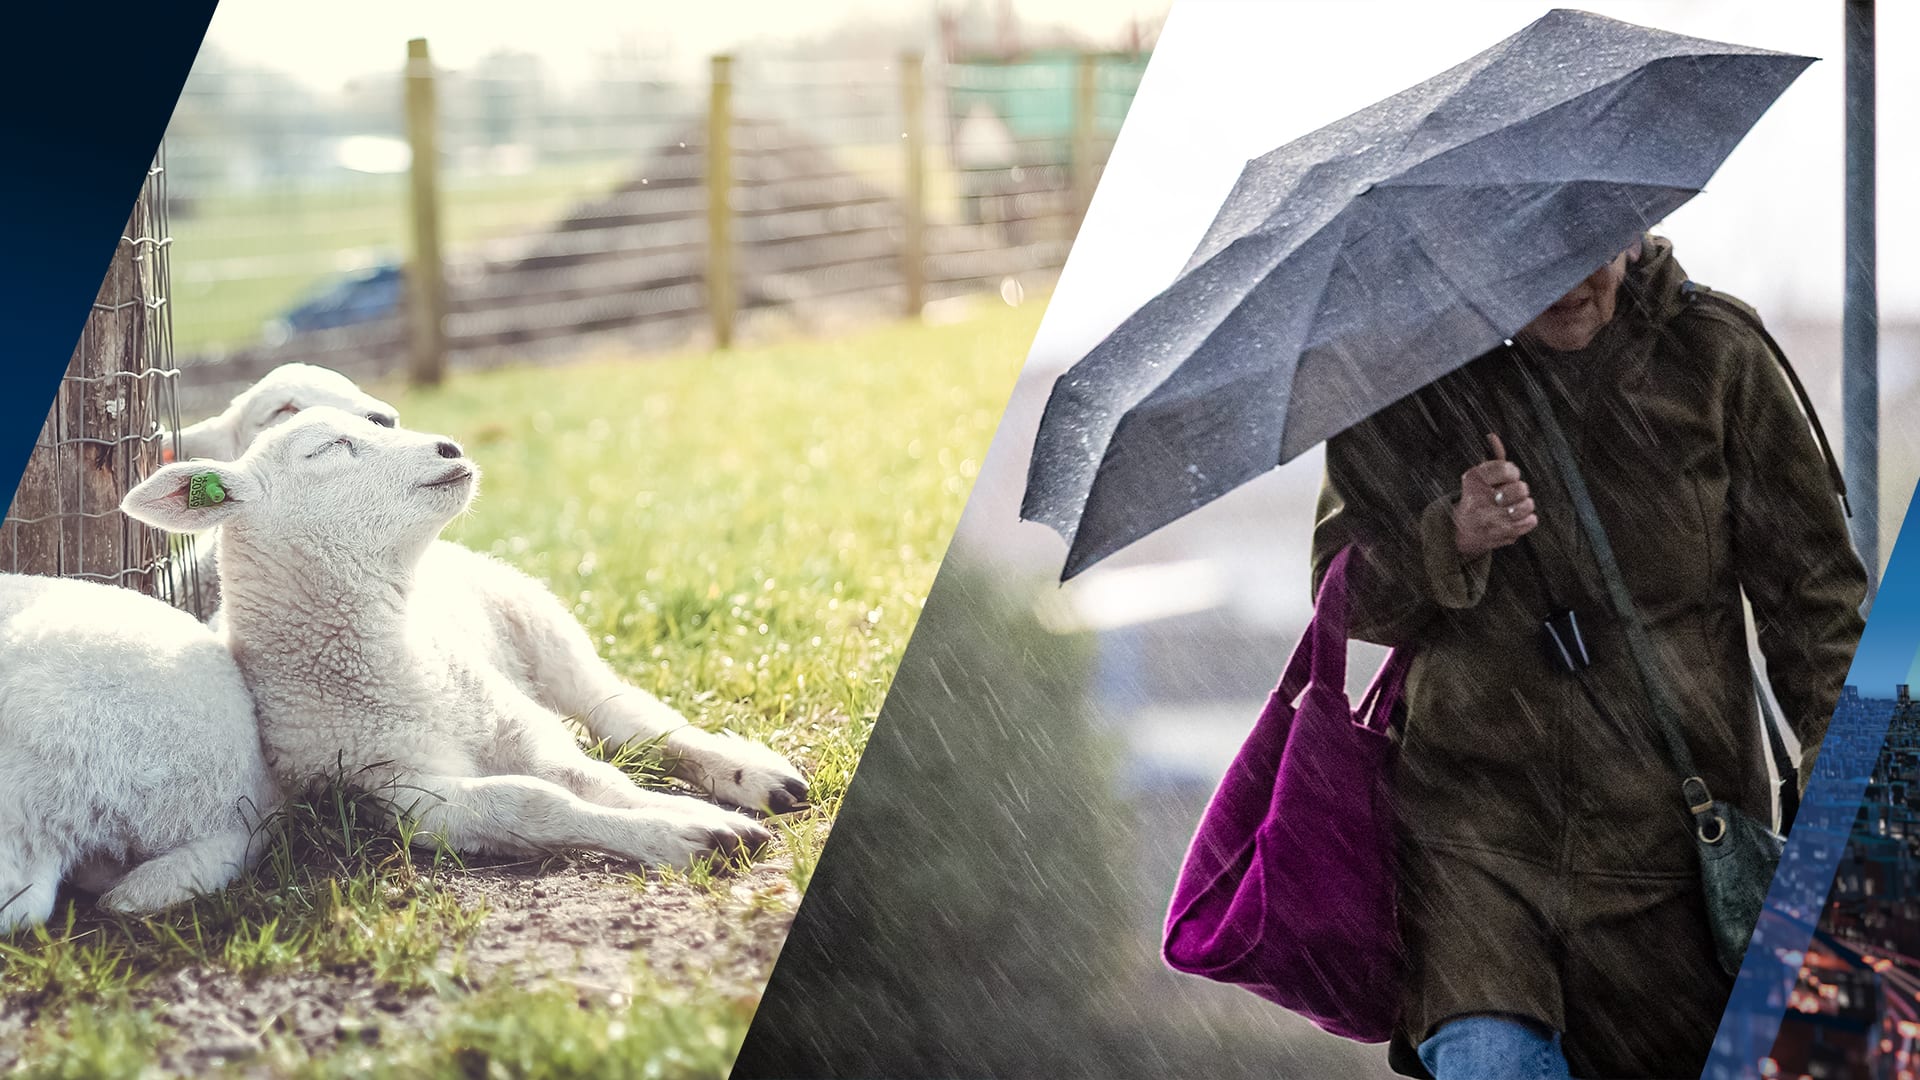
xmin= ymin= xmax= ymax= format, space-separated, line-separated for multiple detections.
xmin=187 ymin=472 xmax=227 ymax=508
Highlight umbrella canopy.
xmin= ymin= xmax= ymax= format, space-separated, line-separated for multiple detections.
xmin=1021 ymin=8 xmax=1811 ymax=580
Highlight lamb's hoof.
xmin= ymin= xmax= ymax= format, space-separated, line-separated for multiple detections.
xmin=695 ymin=815 xmax=773 ymax=865
xmin=767 ymin=776 xmax=810 ymax=816
xmin=98 ymin=878 xmax=197 ymax=915
xmin=698 ymin=733 xmax=811 ymax=815
xmin=710 ymin=762 xmax=811 ymax=816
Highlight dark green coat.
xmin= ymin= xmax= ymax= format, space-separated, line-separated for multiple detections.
xmin=1310 ymin=237 xmax=1866 ymax=1077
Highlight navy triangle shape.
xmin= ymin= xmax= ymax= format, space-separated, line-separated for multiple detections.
xmin=0 ymin=3 xmax=220 ymax=509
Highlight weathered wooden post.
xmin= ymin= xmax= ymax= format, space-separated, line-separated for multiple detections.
xmin=2 ymin=176 xmax=172 ymax=599
xmin=900 ymin=51 xmax=928 ymax=319
xmin=707 ymin=54 xmax=736 ymax=349
xmin=1070 ymin=51 xmax=1100 ymax=232
xmin=404 ymin=37 xmax=448 ymax=386
xmin=69 ymin=209 xmax=147 ymax=585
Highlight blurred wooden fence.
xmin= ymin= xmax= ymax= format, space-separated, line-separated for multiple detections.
xmin=169 ymin=46 xmax=1145 ymax=412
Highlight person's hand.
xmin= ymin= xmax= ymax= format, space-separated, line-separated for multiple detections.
xmin=1453 ymin=433 xmax=1538 ymax=558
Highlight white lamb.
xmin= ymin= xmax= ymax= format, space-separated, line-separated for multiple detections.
xmin=172 ymin=364 xmax=807 ymax=816
xmin=0 ymin=574 xmax=275 ymax=932
xmin=124 ymin=408 xmax=792 ymax=869
xmin=166 ymin=362 xmax=399 ymax=613
xmin=170 ymin=362 xmax=399 ymax=462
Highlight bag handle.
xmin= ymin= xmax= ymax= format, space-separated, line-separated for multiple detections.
xmin=1276 ymin=546 xmax=1357 ymax=705
xmin=1355 ymin=648 xmax=1412 ymax=735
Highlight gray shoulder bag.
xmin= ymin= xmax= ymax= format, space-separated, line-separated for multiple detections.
xmin=1519 ymin=363 xmax=1782 ymax=978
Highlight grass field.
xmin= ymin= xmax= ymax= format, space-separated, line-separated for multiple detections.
xmin=0 ymin=295 xmax=1042 ymax=1077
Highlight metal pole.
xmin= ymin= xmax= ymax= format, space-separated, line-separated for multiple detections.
xmin=1844 ymin=0 xmax=1878 ymax=598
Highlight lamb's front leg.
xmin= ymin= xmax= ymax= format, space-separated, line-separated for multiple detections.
xmin=504 ymin=710 xmax=773 ymax=853
xmin=0 ymin=842 xmax=61 ymax=934
xmin=382 ymin=772 xmax=759 ymax=869
xmin=516 ymin=618 xmax=809 ymax=813
xmin=585 ymin=691 xmax=809 ymax=816
xmin=98 ymin=827 xmax=256 ymax=914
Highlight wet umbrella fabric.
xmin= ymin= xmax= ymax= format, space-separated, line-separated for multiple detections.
xmin=1020 ymin=8 xmax=1811 ymax=579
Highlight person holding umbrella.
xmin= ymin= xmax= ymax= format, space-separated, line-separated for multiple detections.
xmin=1311 ymin=232 xmax=1866 ymax=1077
xmin=1021 ymin=10 xmax=1867 ymax=1079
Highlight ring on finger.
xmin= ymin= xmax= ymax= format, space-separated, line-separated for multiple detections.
xmin=1505 ymin=506 xmax=1516 ymax=517
xmin=1494 ymin=489 xmax=1506 ymax=506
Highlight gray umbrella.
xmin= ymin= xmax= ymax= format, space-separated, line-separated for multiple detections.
xmin=1021 ymin=8 xmax=1811 ymax=580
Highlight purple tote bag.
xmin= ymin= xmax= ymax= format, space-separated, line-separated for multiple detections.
xmin=1161 ymin=546 xmax=1411 ymax=1043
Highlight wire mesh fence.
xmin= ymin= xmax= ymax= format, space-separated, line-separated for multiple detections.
xmin=161 ymin=43 xmax=1149 ymax=412
xmin=1 ymin=154 xmax=203 ymax=615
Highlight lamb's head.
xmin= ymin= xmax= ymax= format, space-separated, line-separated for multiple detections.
xmin=171 ymin=364 xmax=399 ymax=461
xmin=125 ymin=407 xmax=477 ymax=569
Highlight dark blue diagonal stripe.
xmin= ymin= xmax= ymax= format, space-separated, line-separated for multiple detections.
xmin=0 ymin=2 xmax=220 ymax=511
xmin=1706 ymin=496 xmax=1920 ymax=1077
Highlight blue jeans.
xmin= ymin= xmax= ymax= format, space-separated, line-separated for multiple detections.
xmin=1418 ymin=1014 xmax=1573 ymax=1080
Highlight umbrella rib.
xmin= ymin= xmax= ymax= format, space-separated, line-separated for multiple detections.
xmin=1393 ymin=23 xmax=1537 ymax=167
xmin=1397 ymin=15 xmax=1793 ymax=178
xmin=1376 ymin=57 xmax=1771 ymax=192
xmin=1153 ymin=210 xmax=1354 ymax=414
xmin=1371 ymin=180 xmax=1703 ymax=194
xmin=1397 ymin=215 xmax=1504 ymax=349
xmin=1062 ymin=218 xmax=1352 ymax=568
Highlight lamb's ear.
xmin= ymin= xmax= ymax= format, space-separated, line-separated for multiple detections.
xmin=122 ymin=461 xmax=254 ymax=533
xmin=171 ymin=414 xmax=242 ymax=462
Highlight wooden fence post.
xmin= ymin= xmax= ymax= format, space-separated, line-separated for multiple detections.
xmin=707 ymin=54 xmax=736 ymax=350
xmin=900 ymin=51 xmax=927 ymax=319
xmin=2 ymin=181 xmax=170 ymax=596
xmin=404 ymin=37 xmax=448 ymax=386
xmin=1071 ymin=51 xmax=1100 ymax=231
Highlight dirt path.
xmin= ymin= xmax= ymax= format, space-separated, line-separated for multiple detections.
xmin=0 ymin=852 xmax=800 ymax=1076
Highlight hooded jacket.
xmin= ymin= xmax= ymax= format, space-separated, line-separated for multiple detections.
xmin=1310 ymin=235 xmax=1866 ymax=1076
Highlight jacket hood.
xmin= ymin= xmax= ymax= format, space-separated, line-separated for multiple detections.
xmin=1619 ymin=233 xmax=1689 ymax=327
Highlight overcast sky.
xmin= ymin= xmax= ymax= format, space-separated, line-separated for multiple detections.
xmin=197 ymin=0 xmax=1163 ymax=84
xmin=1028 ymin=0 xmax=1918 ymax=377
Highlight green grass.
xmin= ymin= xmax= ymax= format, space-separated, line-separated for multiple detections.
xmin=1 ymin=295 xmax=1041 ymax=1077
xmin=14 ymin=972 xmax=753 ymax=1080
xmin=277 ymin=972 xmax=755 ymax=1080
xmin=0 ymin=782 xmax=481 ymax=1003
xmin=384 ymin=301 xmax=1032 ymax=817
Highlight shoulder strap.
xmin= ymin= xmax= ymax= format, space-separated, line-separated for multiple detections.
xmin=1682 ymin=283 xmax=1850 ymax=517
xmin=1517 ymin=357 xmax=1717 ymax=819
xmin=1523 ymin=356 xmax=1800 ymax=827
xmin=1676 ymin=285 xmax=1817 ymax=811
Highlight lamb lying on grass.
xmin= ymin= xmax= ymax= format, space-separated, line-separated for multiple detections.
xmin=173 ymin=363 xmax=808 ymax=816
xmin=125 ymin=408 xmax=786 ymax=869
xmin=0 ymin=574 xmax=274 ymax=932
